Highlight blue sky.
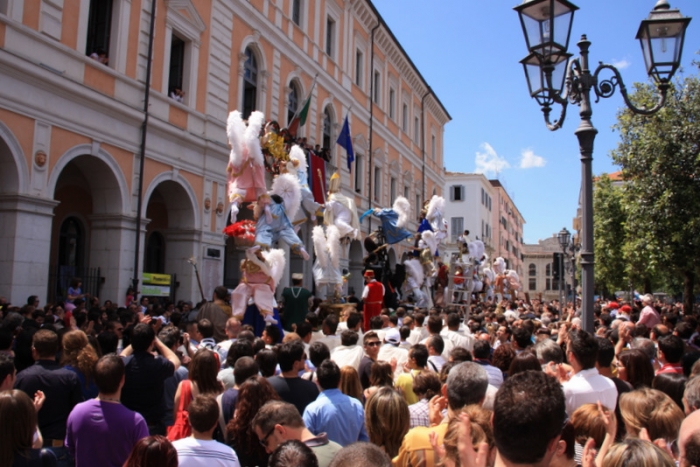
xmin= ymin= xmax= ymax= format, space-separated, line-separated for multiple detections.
xmin=372 ymin=0 xmax=700 ymax=244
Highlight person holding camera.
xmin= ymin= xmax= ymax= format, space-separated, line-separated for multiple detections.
xmin=120 ymin=322 xmax=181 ymax=436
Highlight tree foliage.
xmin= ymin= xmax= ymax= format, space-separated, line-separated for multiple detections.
xmin=592 ymin=174 xmax=626 ymax=295
xmin=609 ymin=64 xmax=700 ymax=307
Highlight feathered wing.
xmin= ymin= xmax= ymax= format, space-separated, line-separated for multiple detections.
xmin=227 ymin=111 xmax=246 ymax=168
xmin=263 ymin=248 xmax=286 ymax=287
xmin=426 ymin=195 xmax=445 ymax=222
xmin=468 ymin=240 xmax=485 ymax=261
xmin=493 ymin=257 xmax=506 ymax=275
xmin=271 ymin=173 xmax=302 ymax=222
xmin=327 ymin=225 xmax=341 ymax=270
xmin=312 ymin=225 xmax=329 ymax=270
xmin=482 ymin=267 xmax=495 ymax=283
xmin=404 ymin=258 xmax=425 ymax=287
xmin=289 ymin=145 xmax=308 ymax=179
xmin=421 ymin=230 xmax=438 ymax=255
xmin=393 ymin=196 xmax=411 ymax=228
xmin=244 ymin=110 xmax=265 ymax=167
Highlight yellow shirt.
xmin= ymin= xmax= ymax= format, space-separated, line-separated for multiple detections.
xmin=395 ymin=369 xmax=423 ymax=405
xmin=393 ymin=423 xmax=447 ymax=467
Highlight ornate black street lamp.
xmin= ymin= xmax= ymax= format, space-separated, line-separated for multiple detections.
xmin=515 ymin=0 xmax=691 ymax=332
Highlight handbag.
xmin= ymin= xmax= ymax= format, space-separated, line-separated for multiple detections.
xmin=167 ymin=379 xmax=193 ymax=441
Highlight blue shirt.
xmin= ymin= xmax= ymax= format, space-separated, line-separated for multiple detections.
xmin=302 ymin=389 xmax=368 ymax=447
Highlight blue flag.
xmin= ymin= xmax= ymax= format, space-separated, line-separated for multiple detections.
xmin=337 ymin=114 xmax=354 ymax=172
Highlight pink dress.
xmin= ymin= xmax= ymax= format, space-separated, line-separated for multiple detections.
xmin=231 ymin=259 xmax=275 ymax=315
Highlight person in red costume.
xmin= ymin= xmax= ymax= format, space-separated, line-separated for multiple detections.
xmin=362 ymin=270 xmax=384 ymax=332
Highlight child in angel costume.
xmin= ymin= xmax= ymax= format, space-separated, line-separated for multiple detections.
xmin=323 ymin=172 xmax=360 ymax=240
xmin=254 ymin=173 xmax=310 ymax=260
xmin=312 ymin=225 xmax=343 ymax=299
xmin=360 ymin=196 xmax=413 ymax=245
xmin=492 ymin=256 xmax=521 ymax=300
xmin=283 ymin=145 xmax=323 ymax=232
xmin=231 ymin=246 xmax=285 ymax=325
xmin=226 ymin=110 xmax=267 ymax=221
xmin=404 ymin=257 xmax=430 ymax=309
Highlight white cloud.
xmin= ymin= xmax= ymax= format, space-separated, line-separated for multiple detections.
xmin=520 ymin=149 xmax=546 ymax=169
xmin=611 ymin=58 xmax=630 ymax=70
xmin=475 ymin=143 xmax=510 ymax=176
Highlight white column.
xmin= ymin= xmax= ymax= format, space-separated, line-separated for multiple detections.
xmin=0 ymin=195 xmax=58 ymax=305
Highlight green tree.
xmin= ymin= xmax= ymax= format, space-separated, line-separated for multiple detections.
xmin=611 ymin=65 xmax=700 ymax=312
xmin=593 ymin=174 xmax=627 ymax=296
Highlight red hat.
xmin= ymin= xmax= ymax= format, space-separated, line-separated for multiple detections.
xmin=620 ymin=305 xmax=632 ymax=313
xmin=606 ymin=302 xmax=619 ymax=310
xmin=363 ymin=270 xmax=375 ymax=278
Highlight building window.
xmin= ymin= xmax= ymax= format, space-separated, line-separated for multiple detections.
xmin=287 ymin=81 xmax=300 ymax=125
xmin=389 ymin=88 xmax=395 ymax=119
xmin=546 ymin=263 xmax=551 ymax=276
xmin=416 ymin=194 xmax=421 ymax=217
xmin=529 ymin=278 xmax=537 ymax=291
xmin=404 ymin=185 xmax=409 ymax=199
xmin=168 ymin=34 xmax=186 ymax=102
xmin=431 ymin=135 xmax=436 ymax=160
xmin=481 ymin=220 xmax=485 ymax=239
xmin=390 ymin=177 xmax=396 ymax=204
xmin=322 ymin=107 xmax=333 ymax=153
xmin=450 ymin=185 xmax=464 ymax=201
xmin=414 ymin=117 xmax=420 ymax=144
xmin=325 ymin=17 xmax=335 ymax=58
xmin=292 ymin=0 xmax=302 ymax=26
xmin=355 ymin=50 xmax=363 ymax=87
xmin=373 ymin=70 xmax=381 ymax=105
xmin=85 ymin=0 xmax=113 ymax=62
xmin=451 ymin=217 xmax=464 ymax=243
xmin=373 ymin=166 xmax=381 ymax=201
xmin=243 ymin=47 xmax=258 ymax=119
xmin=355 ymin=154 xmax=363 ymax=194
xmin=402 ymin=104 xmax=408 ymax=132
xmin=529 ymin=263 xmax=536 ymax=276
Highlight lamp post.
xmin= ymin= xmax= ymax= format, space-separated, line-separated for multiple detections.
xmin=557 ymin=227 xmax=570 ymax=310
xmin=515 ymin=0 xmax=691 ymax=333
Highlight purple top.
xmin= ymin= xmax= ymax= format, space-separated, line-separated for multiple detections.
xmin=65 ymin=399 xmax=149 ymax=467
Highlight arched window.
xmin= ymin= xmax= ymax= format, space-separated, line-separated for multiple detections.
xmin=287 ymin=81 xmax=300 ymax=125
xmin=529 ymin=263 xmax=536 ymax=277
xmin=145 ymin=231 xmax=165 ymax=274
xmin=243 ymin=47 xmax=258 ymax=119
xmin=322 ymin=106 xmax=333 ymax=151
xmin=546 ymin=263 xmax=551 ymax=277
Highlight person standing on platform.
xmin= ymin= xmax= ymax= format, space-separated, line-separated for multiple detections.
xmin=362 ymin=271 xmax=384 ymax=332
xmin=281 ymin=274 xmax=312 ymax=332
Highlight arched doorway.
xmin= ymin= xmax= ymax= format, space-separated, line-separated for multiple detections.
xmin=50 ymin=153 xmax=126 ymax=303
xmin=144 ymin=179 xmax=197 ymax=303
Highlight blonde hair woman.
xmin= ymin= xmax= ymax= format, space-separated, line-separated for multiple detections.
xmin=364 ymin=386 xmax=409 ymax=458
xmin=619 ymin=388 xmax=684 ymax=444
xmin=602 ymin=439 xmax=674 ymax=467
xmin=62 ymin=330 xmax=99 ymax=399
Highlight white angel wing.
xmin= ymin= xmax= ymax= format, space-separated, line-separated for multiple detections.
xmin=468 ymin=240 xmax=485 ymax=261
xmin=404 ymin=258 xmax=425 ymax=287
xmin=393 ymin=196 xmax=411 ymax=229
xmin=426 ymin=195 xmax=445 ymax=222
xmin=493 ymin=257 xmax=506 ymax=275
xmin=244 ymin=110 xmax=265 ymax=167
xmin=227 ymin=111 xmax=246 ymax=168
xmin=312 ymin=225 xmax=329 ymax=270
xmin=327 ymin=225 xmax=341 ymax=270
xmin=421 ymin=230 xmax=438 ymax=255
xmin=289 ymin=144 xmax=308 ymax=180
xmin=271 ymin=173 xmax=302 ymax=222
xmin=263 ymin=248 xmax=286 ymax=287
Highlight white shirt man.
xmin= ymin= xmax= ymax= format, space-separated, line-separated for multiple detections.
xmin=377 ymin=329 xmax=409 ymax=380
xmin=561 ymin=331 xmax=618 ymax=415
xmin=330 ymin=331 xmax=364 ymax=371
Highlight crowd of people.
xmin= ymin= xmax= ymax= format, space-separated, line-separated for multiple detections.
xmin=2 ymin=287 xmax=700 ymax=467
